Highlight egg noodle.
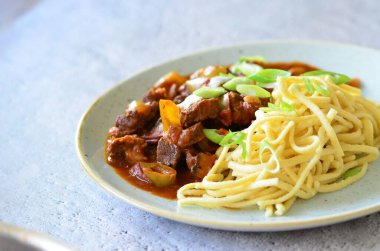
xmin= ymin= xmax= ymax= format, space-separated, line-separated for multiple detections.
xmin=177 ymin=76 xmax=380 ymax=216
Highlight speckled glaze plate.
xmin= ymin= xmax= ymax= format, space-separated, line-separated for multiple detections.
xmin=76 ymin=40 xmax=380 ymax=231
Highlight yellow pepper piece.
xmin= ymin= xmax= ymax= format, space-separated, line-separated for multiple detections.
xmin=159 ymin=99 xmax=181 ymax=131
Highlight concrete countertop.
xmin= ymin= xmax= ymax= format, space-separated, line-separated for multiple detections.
xmin=1 ymin=1 xmax=380 ymax=250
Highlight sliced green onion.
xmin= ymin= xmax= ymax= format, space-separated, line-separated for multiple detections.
xmin=193 ymin=86 xmax=226 ymax=98
xmin=260 ymin=101 xmax=295 ymax=113
xmin=140 ymin=162 xmax=177 ymax=187
xmin=301 ymin=70 xmax=351 ymax=85
xmin=341 ymin=166 xmax=362 ymax=180
xmin=314 ymin=83 xmax=330 ymax=96
xmin=233 ymin=62 xmax=263 ymax=76
xmin=248 ymin=69 xmax=291 ymax=83
xmin=223 ymin=77 xmax=252 ymax=91
xmin=220 ymin=131 xmax=247 ymax=147
xmin=203 ymin=129 xmax=225 ymax=144
xmin=241 ymin=142 xmax=247 ymax=160
xmin=219 ymin=131 xmax=247 ymax=160
xmin=239 ymin=56 xmax=267 ymax=63
xmin=219 ymin=73 xmax=236 ymax=78
xmin=303 ymin=78 xmax=315 ymax=94
xmin=219 ymin=131 xmax=236 ymax=146
xmin=236 ymin=84 xmax=271 ymax=98
xmin=280 ymin=101 xmax=295 ymax=112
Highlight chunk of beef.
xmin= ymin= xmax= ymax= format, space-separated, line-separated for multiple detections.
xmin=143 ymin=72 xmax=188 ymax=102
xmin=197 ymin=138 xmax=219 ymax=153
xmin=184 ymin=148 xmax=216 ymax=179
xmin=106 ymin=135 xmax=148 ymax=167
xmin=166 ymin=123 xmax=205 ymax=148
xmin=141 ymin=119 xmax=164 ymax=144
xmin=228 ymin=92 xmax=262 ymax=126
xmin=178 ymin=123 xmax=205 ymax=148
xmin=157 ymin=137 xmax=182 ymax=168
xmin=129 ymin=163 xmax=152 ymax=184
xmin=108 ymin=101 xmax=159 ymax=138
xmin=173 ymin=84 xmax=191 ymax=104
xmin=180 ymin=98 xmax=221 ymax=128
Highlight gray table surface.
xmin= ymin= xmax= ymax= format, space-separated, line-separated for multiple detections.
xmin=1 ymin=0 xmax=380 ymax=250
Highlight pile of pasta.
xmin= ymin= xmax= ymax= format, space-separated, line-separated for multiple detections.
xmin=177 ymin=76 xmax=380 ymax=216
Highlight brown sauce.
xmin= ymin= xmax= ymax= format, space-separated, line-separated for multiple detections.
xmin=113 ymin=164 xmax=197 ymax=199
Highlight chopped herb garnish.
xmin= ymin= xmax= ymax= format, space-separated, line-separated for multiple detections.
xmin=301 ymin=70 xmax=351 ymax=85
xmin=203 ymin=129 xmax=225 ymax=144
xmin=313 ymin=82 xmax=330 ymax=96
xmin=303 ymin=78 xmax=315 ymax=94
xmin=239 ymin=56 xmax=267 ymax=63
xmin=341 ymin=166 xmax=362 ymax=180
xmin=236 ymin=84 xmax=271 ymax=98
xmin=260 ymin=101 xmax=296 ymax=113
xmin=219 ymin=73 xmax=236 ymax=78
xmin=232 ymin=62 xmax=263 ymax=76
xmin=248 ymin=69 xmax=291 ymax=83
xmin=193 ymin=87 xmax=226 ymax=98
xmin=223 ymin=77 xmax=253 ymax=91
xmin=217 ymin=131 xmax=248 ymax=160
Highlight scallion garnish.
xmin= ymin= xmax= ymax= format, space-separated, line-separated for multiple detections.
xmin=260 ymin=101 xmax=296 ymax=113
xmin=236 ymin=84 xmax=271 ymax=98
xmin=193 ymin=87 xmax=226 ymax=98
xmin=203 ymin=129 xmax=225 ymax=144
xmin=303 ymin=78 xmax=315 ymax=94
xmin=239 ymin=56 xmax=267 ymax=63
xmin=301 ymin=70 xmax=351 ymax=85
xmin=223 ymin=77 xmax=253 ymax=91
xmin=219 ymin=73 xmax=236 ymax=78
xmin=314 ymin=82 xmax=330 ymax=96
xmin=279 ymin=101 xmax=295 ymax=112
xmin=248 ymin=69 xmax=291 ymax=83
xmin=219 ymin=131 xmax=246 ymax=147
xmin=232 ymin=62 xmax=263 ymax=76
xmin=217 ymin=131 xmax=248 ymax=160
xmin=341 ymin=166 xmax=362 ymax=180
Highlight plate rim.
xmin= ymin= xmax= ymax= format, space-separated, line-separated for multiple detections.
xmin=76 ymin=39 xmax=380 ymax=231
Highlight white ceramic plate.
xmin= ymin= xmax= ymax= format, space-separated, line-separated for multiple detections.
xmin=76 ymin=40 xmax=380 ymax=231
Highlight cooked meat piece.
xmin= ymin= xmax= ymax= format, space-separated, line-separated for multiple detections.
xmin=108 ymin=101 xmax=159 ymax=137
xmin=129 ymin=163 xmax=152 ymax=184
xmin=184 ymin=148 xmax=216 ymax=179
xmin=165 ymin=126 xmax=182 ymax=144
xmin=218 ymin=108 xmax=232 ymax=127
xmin=178 ymin=123 xmax=205 ymax=148
xmin=143 ymin=72 xmax=188 ymax=102
xmin=155 ymin=71 xmax=188 ymax=89
xmin=197 ymin=138 xmax=219 ymax=153
xmin=228 ymin=92 xmax=262 ymax=126
xmin=106 ymin=135 xmax=148 ymax=167
xmin=157 ymin=137 xmax=182 ymax=168
xmin=180 ymin=98 xmax=221 ymax=128
xmin=143 ymin=87 xmax=169 ymax=102
xmin=166 ymin=123 xmax=205 ymax=148
xmin=173 ymin=84 xmax=191 ymax=104
xmin=141 ymin=119 xmax=164 ymax=144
